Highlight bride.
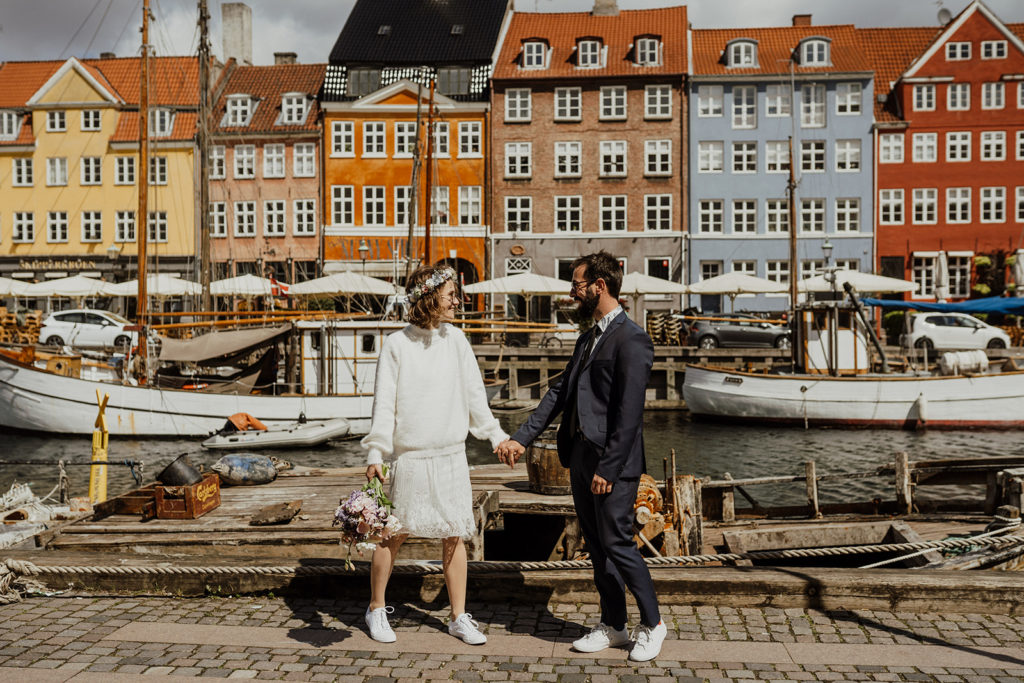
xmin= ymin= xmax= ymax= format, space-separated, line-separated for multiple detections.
xmin=361 ymin=265 xmax=508 ymax=645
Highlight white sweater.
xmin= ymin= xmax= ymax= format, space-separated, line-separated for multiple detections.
xmin=362 ymin=323 xmax=508 ymax=465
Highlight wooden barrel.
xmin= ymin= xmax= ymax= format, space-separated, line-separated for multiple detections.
xmin=526 ymin=439 xmax=570 ymax=495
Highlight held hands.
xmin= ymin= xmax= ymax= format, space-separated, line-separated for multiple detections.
xmin=494 ymin=439 xmax=525 ymax=468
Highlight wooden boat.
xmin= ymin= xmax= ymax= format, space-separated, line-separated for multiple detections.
xmin=201 ymin=417 xmax=351 ymax=450
xmin=683 ymin=295 xmax=1024 ymax=428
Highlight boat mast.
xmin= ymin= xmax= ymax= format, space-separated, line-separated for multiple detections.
xmin=137 ymin=0 xmax=151 ymax=362
xmin=197 ymin=0 xmax=212 ymax=310
xmin=787 ymin=136 xmax=797 ymax=310
xmin=404 ymin=74 xmax=425 ymax=282
xmin=423 ymin=76 xmax=436 ymax=267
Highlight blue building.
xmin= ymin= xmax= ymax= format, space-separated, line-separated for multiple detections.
xmin=688 ymin=18 xmax=875 ymax=312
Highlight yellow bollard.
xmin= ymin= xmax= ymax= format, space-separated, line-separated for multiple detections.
xmin=89 ymin=390 xmax=110 ymax=503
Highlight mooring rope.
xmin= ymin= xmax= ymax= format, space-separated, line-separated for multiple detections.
xmin=2 ymin=533 xmax=1022 ymax=602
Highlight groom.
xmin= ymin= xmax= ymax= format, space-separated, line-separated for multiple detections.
xmin=497 ymin=251 xmax=665 ymax=662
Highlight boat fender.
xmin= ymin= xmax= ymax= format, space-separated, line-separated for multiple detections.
xmin=914 ymin=393 xmax=928 ymax=426
xmin=211 ymin=454 xmax=282 ymax=486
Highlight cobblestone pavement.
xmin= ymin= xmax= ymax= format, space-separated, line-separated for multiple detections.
xmin=1 ymin=595 xmax=1023 ymax=681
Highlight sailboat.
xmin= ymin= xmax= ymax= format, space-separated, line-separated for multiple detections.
xmin=0 ymin=1 xmax=403 ymax=436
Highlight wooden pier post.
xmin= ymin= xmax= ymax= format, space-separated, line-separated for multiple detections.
xmin=509 ymin=365 xmax=519 ymax=401
xmin=895 ymin=451 xmax=913 ymax=515
xmin=677 ymin=475 xmax=704 ymax=554
xmin=721 ymin=473 xmax=735 ymax=523
xmin=805 ymin=460 xmax=821 ymax=519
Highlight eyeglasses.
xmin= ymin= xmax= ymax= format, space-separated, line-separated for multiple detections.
xmin=570 ymin=278 xmax=597 ymax=293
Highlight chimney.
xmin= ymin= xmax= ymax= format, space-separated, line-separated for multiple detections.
xmin=100 ymin=51 xmax=116 ymax=59
xmin=222 ymin=2 xmax=253 ymax=66
xmin=792 ymin=14 xmax=812 ymax=27
xmin=592 ymin=0 xmax=619 ymax=17
xmin=274 ymin=52 xmax=297 ymax=65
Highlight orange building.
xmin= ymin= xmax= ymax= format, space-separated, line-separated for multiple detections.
xmin=319 ymin=0 xmax=511 ymax=286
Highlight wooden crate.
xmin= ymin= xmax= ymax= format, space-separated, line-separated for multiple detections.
xmin=154 ymin=473 xmax=221 ymax=520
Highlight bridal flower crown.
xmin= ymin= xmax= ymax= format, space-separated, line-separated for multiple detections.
xmin=407 ymin=266 xmax=456 ymax=303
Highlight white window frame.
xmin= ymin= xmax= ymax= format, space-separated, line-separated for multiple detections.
xmin=946 ymin=42 xmax=970 ymax=60
xmin=947 ymin=187 xmax=971 ymax=224
xmin=914 ymin=84 xmax=936 ymax=111
xmin=117 ymin=210 xmax=137 ymax=242
xmin=698 ymin=200 xmax=724 ymax=234
xmin=505 ymin=196 xmax=532 ymax=233
xmin=981 ymin=40 xmax=1007 ymax=59
xmin=728 ymin=41 xmax=756 ymax=67
xmin=331 ymin=121 xmax=355 ymax=157
xmin=13 ymin=212 xmax=34 ymax=243
xmin=578 ymin=40 xmax=603 ymax=68
xmin=80 ymin=156 xmax=102 ymax=185
xmin=554 ymin=141 xmax=582 ymax=178
xmin=912 ymin=255 xmax=936 ymax=299
xmin=1018 ymin=131 xmax=1024 ymax=160
xmin=210 ymin=146 xmax=225 ymax=179
xmin=431 ymin=186 xmax=450 ymax=226
xmin=879 ymin=189 xmax=904 ymax=225
xmin=644 ymin=85 xmax=672 ymax=119
xmin=293 ymin=143 xmax=315 ymax=177
xmin=698 ymin=141 xmax=724 ymax=174
xmin=732 ymin=85 xmax=756 ymax=129
xmin=458 ymin=186 xmax=481 ymax=226
xmin=800 ymin=140 xmax=825 ymax=173
xmin=234 ymin=145 xmax=255 ymax=179
xmin=636 ymin=37 xmax=660 ymax=66
xmin=80 ymin=210 xmax=102 ymax=243
xmin=835 ymin=139 xmax=861 ymax=172
xmin=147 ymin=211 xmax=168 ymax=243
xmin=912 ymin=188 xmax=938 ymax=225
xmin=766 ymin=261 xmax=790 ymax=286
xmin=281 ymin=93 xmax=308 ymax=125
xmin=1017 ymin=187 xmax=1024 ymax=223
xmin=766 ymin=199 xmax=790 ymax=234
xmin=766 ymin=84 xmax=791 ymax=117
xmin=263 ymin=144 xmax=285 ymax=178
xmin=599 ymin=140 xmax=627 ymax=178
xmin=800 ymin=198 xmax=825 ymax=234
xmin=394 ymin=186 xmax=414 ymax=228
xmin=835 ymin=198 xmax=860 ymax=232
xmin=980 ymin=186 xmax=1005 ymax=223
xmin=0 ymin=111 xmax=20 ymax=139
xmin=600 ymin=195 xmax=628 ymax=231
xmin=363 ymin=186 xmax=386 ymax=227
xmin=362 ymin=121 xmax=386 ymax=157
xmin=947 ymin=131 xmax=971 ymax=161
xmin=81 ymin=109 xmax=101 ymax=131
xmin=226 ymin=95 xmax=253 ymax=127
xmin=948 ymin=83 xmax=970 ymax=111
xmin=13 ymin=158 xmax=33 ymax=186
xmin=458 ymin=121 xmax=482 ymax=158
xmin=505 ymin=88 xmax=531 ymax=122
xmin=523 ymin=41 xmax=546 ymax=69
xmin=981 ymin=131 xmax=1006 ymax=161
xmin=765 ymin=141 xmax=789 ymax=173
xmin=880 ymin=134 xmax=904 ymax=163
xmin=982 ymin=82 xmax=1005 ymax=110
xmin=504 ymin=142 xmax=532 ymax=179
xmin=836 ymin=82 xmax=862 ymax=115
xmin=555 ymin=195 xmax=583 ymax=233
xmin=46 ymin=111 xmax=66 ymax=132
xmin=801 ymin=39 xmax=829 ymax=66
xmin=47 ymin=211 xmax=68 ymax=243
xmin=697 ymin=85 xmax=723 ymax=117
xmin=732 ymin=141 xmax=756 ymax=173
xmin=912 ymin=133 xmax=937 ymax=163
xmin=233 ymin=201 xmax=256 ymax=236
xmin=644 ymin=194 xmax=672 ymax=231
xmin=644 ymin=139 xmax=671 ymax=177
xmin=149 ymin=108 xmax=173 ymax=137
xmin=800 ymin=84 xmax=825 ymax=128
xmin=209 ymin=204 xmax=226 ymax=238
xmin=554 ymin=87 xmax=582 ymax=121
xmin=732 ymin=199 xmax=757 ymax=234
xmin=600 ymin=86 xmax=627 ymax=121
xmin=263 ymin=199 xmax=286 ymax=236
xmin=433 ymin=122 xmax=450 ymax=157
xmin=394 ymin=121 xmax=416 ymax=158
xmin=331 ymin=185 xmax=354 ymax=226
xmin=46 ymin=157 xmax=67 ymax=186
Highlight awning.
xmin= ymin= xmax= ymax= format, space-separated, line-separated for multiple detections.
xmin=862 ymin=297 xmax=1024 ymax=315
xmin=158 ymin=324 xmax=291 ymax=364
xmin=323 ymin=260 xmax=415 ymax=279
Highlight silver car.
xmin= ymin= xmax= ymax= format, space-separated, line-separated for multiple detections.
xmin=39 ymin=309 xmax=138 ymax=350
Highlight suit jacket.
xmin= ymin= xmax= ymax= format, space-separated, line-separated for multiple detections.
xmin=511 ymin=310 xmax=653 ymax=482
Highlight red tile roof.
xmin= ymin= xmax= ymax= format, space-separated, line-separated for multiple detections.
xmin=692 ymin=25 xmax=871 ymax=76
xmin=0 ymin=114 xmax=34 ymax=147
xmin=110 ymin=111 xmax=199 ymax=143
xmin=213 ymin=63 xmax=326 ymax=134
xmin=0 ymin=60 xmax=67 ymax=108
xmin=856 ymin=27 xmax=941 ymax=122
xmin=493 ymin=7 xmax=688 ymax=81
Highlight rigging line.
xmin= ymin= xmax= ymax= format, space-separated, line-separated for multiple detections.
xmin=58 ymin=0 xmax=107 ymax=59
xmin=112 ymin=0 xmax=144 ymax=52
xmin=81 ymin=0 xmax=119 ymax=58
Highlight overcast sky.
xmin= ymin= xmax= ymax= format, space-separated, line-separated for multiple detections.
xmin=1 ymin=0 xmax=1023 ymax=66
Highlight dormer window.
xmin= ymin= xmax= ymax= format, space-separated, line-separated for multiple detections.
xmin=281 ymin=93 xmax=308 ymax=125
xmin=799 ymin=38 xmax=830 ymax=66
xmin=635 ymin=37 xmax=660 ymax=66
xmin=438 ymin=67 xmax=471 ymax=96
xmin=523 ymin=41 xmax=547 ymax=69
xmin=347 ymin=68 xmax=381 ymax=97
xmin=578 ymin=39 xmax=603 ymax=68
xmin=981 ymin=40 xmax=1007 ymax=59
xmin=225 ymin=95 xmax=254 ymax=127
xmin=727 ymin=40 xmax=758 ymax=68
xmin=0 ymin=111 xmax=20 ymax=140
xmin=149 ymin=108 xmax=174 ymax=136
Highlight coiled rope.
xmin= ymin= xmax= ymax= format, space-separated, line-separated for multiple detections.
xmin=2 ymin=533 xmax=1022 ymax=602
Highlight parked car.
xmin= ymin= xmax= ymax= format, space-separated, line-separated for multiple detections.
xmin=685 ymin=313 xmax=791 ymax=350
xmin=899 ymin=312 xmax=1010 ymax=350
xmin=39 ymin=309 xmax=138 ymax=350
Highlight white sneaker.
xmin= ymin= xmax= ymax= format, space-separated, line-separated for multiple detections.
xmin=571 ymin=622 xmax=630 ymax=653
xmin=364 ymin=605 xmax=396 ymax=643
xmin=629 ymin=620 xmax=667 ymax=662
xmin=448 ymin=612 xmax=487 ymax=645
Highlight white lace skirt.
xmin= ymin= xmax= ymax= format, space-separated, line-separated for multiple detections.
xmin=389 ymin=445 xmax=475 ymax=540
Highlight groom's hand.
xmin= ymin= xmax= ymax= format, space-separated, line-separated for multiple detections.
xmin=591 ymin=473 xmax=612 ymax=495
xmin=495 ymin=439 xmax=525 ymax=467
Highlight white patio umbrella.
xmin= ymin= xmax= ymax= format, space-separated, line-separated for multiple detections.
xmin=798 ymin=269 xmax=918 ymax=294
xmin=0 ymin=276 xmax=29 ymax=296
xmin=933 ymin=251 xmax=950 ymax=301
xmin=23 ymin=274 xmax=115 ymax=297
xmin=688 ymin=272 xmax=787 ymax=311
xmin=620 ymin=271 xmax=688 ymax=321
xmin=289 ymin=271 xmax=398 ymax=296
xmin=1014 ymin=249 xmax=1024 ymax=297
xmin=210 ymin=273 xmax=280 ymax=297
xmin=107 ymin=273 xmax=201 ymax=297
xmin=464 ymin=272 xmax=570 ymax=323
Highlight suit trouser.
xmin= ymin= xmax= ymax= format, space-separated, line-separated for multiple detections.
xmin=569 ymin=436 xmax=661 ymax=629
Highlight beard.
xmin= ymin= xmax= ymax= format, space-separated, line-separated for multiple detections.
xmin=573 ymin=290 xmax=600 ymax=324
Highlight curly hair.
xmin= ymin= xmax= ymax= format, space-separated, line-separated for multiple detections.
xmin=406 ymin=265 xmax=451 ymax=328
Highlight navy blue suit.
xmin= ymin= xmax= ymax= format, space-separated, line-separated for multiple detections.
xmin=512 ymin=311 xmax=660 ymax=629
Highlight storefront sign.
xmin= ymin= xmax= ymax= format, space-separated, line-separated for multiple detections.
xmin=18 ymin=258 xmax=98 ymax=271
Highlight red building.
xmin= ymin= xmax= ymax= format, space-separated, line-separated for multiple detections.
xmin=864 ymin=2 xmax=1024 ymax=300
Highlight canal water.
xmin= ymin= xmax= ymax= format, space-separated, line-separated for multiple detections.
xmin=1 ymin=412 xmax=1019 ymax=508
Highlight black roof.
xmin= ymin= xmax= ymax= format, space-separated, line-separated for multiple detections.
xmin=329 ymin=0 xmax=511 ymax=65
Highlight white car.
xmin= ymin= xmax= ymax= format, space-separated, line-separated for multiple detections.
xmin=900 ymin=312 xmax=1010 ymax=351
xmin=39 ymin=309 xmax=138 ymax=350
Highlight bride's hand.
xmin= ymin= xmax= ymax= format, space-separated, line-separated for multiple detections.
xmin=366 ymin=464 xmax=384 ymax=483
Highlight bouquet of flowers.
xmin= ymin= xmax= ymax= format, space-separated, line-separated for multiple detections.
xmin=332 ymin=465 xmax=402 ymax=569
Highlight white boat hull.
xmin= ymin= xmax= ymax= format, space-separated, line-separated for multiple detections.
xmin=201 ymin=418 xmax=351 ymax=450
xmin=683 ymin=364 xmax=1024 ymax=428
xmin=0 ymin=355 xmax=372 ymax=437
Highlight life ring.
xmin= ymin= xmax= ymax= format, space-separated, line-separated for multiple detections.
xmin=182 ymin=382 xmax=210 ymax=391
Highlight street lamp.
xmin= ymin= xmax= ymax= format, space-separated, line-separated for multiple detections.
xmin=821 ymin=238 xmax=836 ymax=291
xmin=358 ymin=238 xmax=369 ymax=274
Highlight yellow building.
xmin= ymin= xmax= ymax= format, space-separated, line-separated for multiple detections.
xmin=0 ymin=56 xmax=199 ymax=284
